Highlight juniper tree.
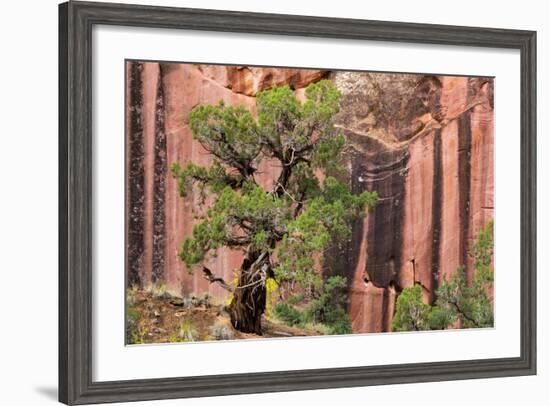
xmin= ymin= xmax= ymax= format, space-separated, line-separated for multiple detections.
xmin=431 ymin=219 xmax=494 ymax=329
xmin=392 ymin=219 xmax=494 ymax=332
xmin=171 ymin=80 xmax=378 ymax=334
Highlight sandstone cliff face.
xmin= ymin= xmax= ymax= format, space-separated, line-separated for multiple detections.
xmin=126 ymin=62 xmax=494 ymax=333
xmin=332 ymin=72 xmax=494 ymax=332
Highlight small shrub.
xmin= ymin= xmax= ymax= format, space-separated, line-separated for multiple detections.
xmin=392 ymin=220 xmax=494 ymax=331
xmin=300 ymin=322 xmax=332 ymax=336
xmin=324 ymin=310 xmax=353 ymax=335
xmin=286 ymin=293 xmax=304 ymax=305
xmin=178 ymin=319 xmax=198 ymax=342
xmin=427 ymin=305 xmax=454 ymax=330
xmin=126 ymin=285 xmax=140 ymax=306
xmin=126 ymin=305 xmax=144 ymax=344
xmin=126 ymin=306 xmax=141 ymax=324
xmin=302 ymin=276 xmax=352 ymax=334
xmin=209 ymin=321 xmax=234 ymax=340
xmin=144 ymin=281 xmax=178 ymax=299
xmin=272 ymin=276 xmax=352 ymax=335
xmin=273 ymin=303 xmax=302 ymax=326
xmin=392 ymin=284 xmax=431 ymax=332
xmin=129 ymin=319 xmax=148 ymax=344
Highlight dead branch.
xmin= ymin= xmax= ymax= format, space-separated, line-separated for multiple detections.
xmin=201 ymin=267 xmax=234 ymax=292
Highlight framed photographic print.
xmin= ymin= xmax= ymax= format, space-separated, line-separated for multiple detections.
xmin=59 ymin=1 xmax=536 ymax=404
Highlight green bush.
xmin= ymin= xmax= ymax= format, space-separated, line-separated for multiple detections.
xmin=392 ymin=220 xmax=494 ymax=331
xmin=273 ymin=302 xmax=303 ymax=326
xmin=273 ymin=276 xmax=352 ymax=335
xmin=286 ymin=293 xmax=305 ymax=305
xmin=302 ymin=275 xmax=352 ymax=334
xmin=125 ymin=305 xmax=144 ymax=344
xmin=392 ymin=284 xmax=431 ymax=332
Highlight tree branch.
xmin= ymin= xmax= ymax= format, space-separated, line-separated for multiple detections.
xmin=227 ymin=214 xmax=255 ymax=232
xmin=202 ymin=267 xmax=234 ymax=292
xmin=225 ymin=235 xmax=252 ymax=247
xmin=450 ymin=299 xmax=478 ymax=326
xmin=190 ymin=170 xmax=243 ymax=190
xmin=293 ymin=191 xmax=306 ymax=218
xmin=200 ymin=127 xmax=259 ymax=179
xmin=274 ymin=182 xmax=303 ymax=204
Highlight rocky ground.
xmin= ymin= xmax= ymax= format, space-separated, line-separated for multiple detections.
xmin=126 ymin=288 xmax=323 ymax=344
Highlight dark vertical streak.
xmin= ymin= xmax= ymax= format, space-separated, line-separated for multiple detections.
xmin=458 ymin=112 xmax=472 ymax=282
xmin=152 ymin=65 xmax=167 ymax=283
xmin=381 ymin=287 xmax=389 ymax=331
xmin=431 ymin=129 xmax=442 ymax=303
xmin=327 ymin=132 xmax=409 ymax=332
xmin=365 ymin=148 xmax=409 ymax=288
xmin=127 ymin=62 xmax=145 ymax=286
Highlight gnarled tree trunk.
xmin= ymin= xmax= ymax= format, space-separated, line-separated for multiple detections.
xmin=229 ymin=251 xmax=267 ymax=334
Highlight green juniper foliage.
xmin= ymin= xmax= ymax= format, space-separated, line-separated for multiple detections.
xmin=392 ymin=219 xmax=494 ymax=332
xmin=273 ymin=275 xmax=352 ymax=335
xmin=301 ymin=275 xmax=352 ymax=334
xmin=391 ymin=284 xmax=432 ymax=332
xmin=432 ymin=219 xmax=494 ymax=329
xmin=171 ymin=80 xmax=377 ymax=333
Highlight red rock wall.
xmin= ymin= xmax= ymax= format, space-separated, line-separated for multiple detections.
xmin=126 ymin=63 xmax=494 ymax=332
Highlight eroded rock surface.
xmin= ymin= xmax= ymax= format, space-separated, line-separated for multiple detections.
xmin=331 ymin=72 xmax=493 ymax=332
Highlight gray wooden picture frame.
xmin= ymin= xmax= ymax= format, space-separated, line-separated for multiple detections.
xmin=59 ymin=1 xmax=537 ymax=404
